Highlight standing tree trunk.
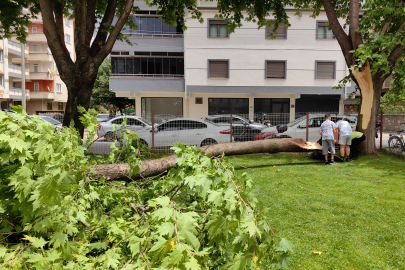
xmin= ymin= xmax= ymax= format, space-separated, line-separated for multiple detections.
xmin=352 ymin=61 xmax=383 ymax=155
xmin=63 ymin=64 xmax=99 ymax=137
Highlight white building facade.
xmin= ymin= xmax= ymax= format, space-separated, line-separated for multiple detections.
xmin=109 ymin=1 xmax=355 ymax=122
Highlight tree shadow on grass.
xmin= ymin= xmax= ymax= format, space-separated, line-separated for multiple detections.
xmin=233 ymin=161 xmax=321 ymax=171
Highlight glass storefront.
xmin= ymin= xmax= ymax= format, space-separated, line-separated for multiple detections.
xmin=208 ymin=98 xmax=249 ymax=116
xmin=141 ymin=97 xmax=183 ymax=120
xmin=111 ymin=57 xmax=184 ymax=76
xmin=254 ymin=98 xmax=290 ymax=114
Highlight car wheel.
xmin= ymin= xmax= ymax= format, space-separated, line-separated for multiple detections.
xmin=132 ymin=139 xmax=149 ymax=148
xmin=200 ymin=138 xmax=217 ymax=147
xmin=104 ymin=132 xmax=116 ymax=142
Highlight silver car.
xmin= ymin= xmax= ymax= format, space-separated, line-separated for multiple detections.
xmin=97 ymin=116 xmax=155 ymax=141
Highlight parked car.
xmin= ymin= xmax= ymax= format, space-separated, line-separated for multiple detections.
xmin=97 ymin=114 xmax=111 ymax=123
xmin=37 ymin=113 xmax=64 ymax=123
xmin=29 ymin=115 xmax=63 ymax=131
xmin=256 ymin=114 xmax=357 ymax=142
xmin=97 ymin=116 xmax=155 ymax=141
xmin=205 ymin=115 xmax=268 ymax=141
xmin=136 ymin=118 xmax=233 ymax=149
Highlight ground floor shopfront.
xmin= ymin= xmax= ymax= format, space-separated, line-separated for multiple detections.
xmin=118 ymin=91 xmax=344 ymax=123
xmin=1 ymin=99 xmax=66 ymax=115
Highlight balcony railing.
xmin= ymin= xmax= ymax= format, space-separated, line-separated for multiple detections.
xmin=110 ymin=73 xmax=184 ymax=78
xmin=9 ymin=87 xmax=30 ymax=97
xmin=8 ymin=40 xmax=21 ymax=48
xmin=122 ymin=33 xmax=183 ymax=38
xmin=8 ymin=64 xmax=29 ymax=72
xmin=197 ymin=0 xmax=218 ymax=7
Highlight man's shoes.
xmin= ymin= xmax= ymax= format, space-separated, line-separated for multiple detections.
xmin=330 ymin=160 xmax=337 ymax=165
xmin=341 ymin=157 xmax=345 ymax=162
xmin=325 ymin=161 xmax=330 ymax=165
xmin=346 ymin=157 xmax=351 ymax=162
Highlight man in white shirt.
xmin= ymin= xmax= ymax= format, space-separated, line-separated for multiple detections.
xmin=336 ymin=118 xmax=353 ymax=162
xmin=319 ymin=114 xmax=339 ymax=165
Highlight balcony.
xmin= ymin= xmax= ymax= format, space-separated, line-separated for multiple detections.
xmin=8 ymin=87 xmax=30 ymax=99
xmin=8 ymin=64 xmax=29 ymax=79
xmin=109 ymin=76 xmax=185 ymax=94
xmin=7 ymin=40 xmax=29 ymax=57
xmin=28 ymin=51 xmax=54 ymax=62
xmin=26 ymin=33 xmax=47 ymax=43
xmin=123 ymin=33 xmax=183 ymax=38
xmin=29 ymin=91 xmax=54 ymax=100
xmin=28 ymin=72 xmax=55 ymax=80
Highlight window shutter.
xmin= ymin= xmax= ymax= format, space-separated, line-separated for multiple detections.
xmin=266 ymin=61 xmax=285 ymax=78
xmin=266 ymin=23 xmax=287 ymax=39
xmin=316 ymin=62 xmax=335 ymax=79
xmin=209 ymin=61 xmax=228 ymax=78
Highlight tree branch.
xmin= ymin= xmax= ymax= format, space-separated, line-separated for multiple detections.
xmin=322 ymin=0 xmax=354 ymax=67
xmin=380 ymin=1 xmax=403 ymax=36
xmin=89 ymin=0 xmax=117 ymax=57
xmin=38 ymin=0 xmax=73 ymax=77
xmin=349 ymin=0 xmax=363 ymax=49
xmin=387 ymin=44 xmax=405 ymax=66
xmin=170 ymin=182 xmax=185 ymax=200
xmin=96 ymin=0 xmax=134 ymax=65
xmin=52 ymin=0 xmax=65 ymax=45
xmin=85 ymin=0 xmax=97 ymax=46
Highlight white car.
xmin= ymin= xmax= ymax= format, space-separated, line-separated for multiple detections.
xmin=136 ymin=118 xmax=233 ymax=148
xmin=257 ymin=114 xmax=357 ymax=142
xmin=97 ymin=116 xmax=154 ymax=141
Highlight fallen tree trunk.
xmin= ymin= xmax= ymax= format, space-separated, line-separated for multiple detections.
xmin=90 ymin=138 xmax=321 ymax=181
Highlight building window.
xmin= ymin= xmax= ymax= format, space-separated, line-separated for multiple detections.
xmin=124 ymin=16 xmax=183 ymax=35
xmin=111 ymin=56 xmax=184 ymax=76
xmin=265 ymin=21 xmax=287 ymax=39
xmin=64 ymin=17 xmax=70 ymax=26
xmin=33 ymin=64 xmax=39 ymax=72
xmin=32 ymin=25 xmax=37 ymax=33
xmin=208 ymin=60 xmax=229 ymax=78
xmin=0 ymin=74 xmax=3 ymax=86
xmin=47 ymin=102 xmax=53 ymax=110
xmin=34 ymin=82 xmax=39 ymax=92
xmin=56 ymin=83 xmax=62 ymax=93
xmin=208 ymin=20 xmax=228 ymax=38
xmin=254 ymin=98 xmax=290 ymax=125
xmin=383 ymin=74 xmax=393 ymax=89
xmin=316 ymin=61 xmax=335 ymax=79
xmin=65 ymin=34 xmax=71 ymax=43
xmin=317 ymin=21 xmax=334 ymax=39
xmin=0 ymin=50 xmax=3 ymax=62
xmin=208 ymin=98 xmax=249 ymax=115
xmin=58 ymin=102 xmax=63 ymax=110
xmin=266 ymin=61 xmax=286 ymax=79
xmin=13 ymin=82 xmax=22 ymax=88
xmin=32 ymin=45 xmax=38 ymax=52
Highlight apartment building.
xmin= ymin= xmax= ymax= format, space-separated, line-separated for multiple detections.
xmin=0 ymin=14 xmax=74 ymax=114
xmin=109 ymin=1 xmax=356 ymax=122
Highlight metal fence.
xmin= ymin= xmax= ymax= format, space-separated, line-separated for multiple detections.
xmin=87 ymin=111 xmax=352 ymax=155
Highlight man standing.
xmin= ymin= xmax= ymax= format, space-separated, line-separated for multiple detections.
xmin=319 ymin=114 xmax=338 ymax=165
xmin=336 ymin=118 xmax=353 ymax=162
xmin=351 ymin=131 xmax=366 ymax=160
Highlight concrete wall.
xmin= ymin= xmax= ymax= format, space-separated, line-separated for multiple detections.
xmin=110 ymin=78 xmax=185 ymax=95
xmin=382 ymin=115 xmax=405 ymax=132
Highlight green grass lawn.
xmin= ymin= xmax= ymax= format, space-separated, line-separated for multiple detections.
xmin=226 ymin=151 xmax=405 ymax=270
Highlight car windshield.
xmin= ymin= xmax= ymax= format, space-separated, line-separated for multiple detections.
xmin=40 ymin=116 xmax=61 ymax=125
xmin=97 ymin=115 xmax=109 ymax=119
xmin=287 ymin=116 xmax=307 ymax=127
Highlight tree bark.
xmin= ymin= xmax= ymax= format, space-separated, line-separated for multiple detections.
xmin=352 ymin=61 xmax=383 ymax=155
xmin=89 ymin=138 xmax=321 ymax=181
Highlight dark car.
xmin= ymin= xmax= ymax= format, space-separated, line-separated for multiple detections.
xmin=205 ymin=114 xmax=268 ymax=141
xmin=37 ymin=113 xmax=64 ymax=123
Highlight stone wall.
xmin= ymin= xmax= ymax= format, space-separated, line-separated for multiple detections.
xmin=382 ymin=114 xmax=405 ymax=132
xmin=344 ymin=104 xmax=358 ymax=115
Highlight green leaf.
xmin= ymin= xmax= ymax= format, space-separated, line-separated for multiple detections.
xmin=278 ymin=238 xmax=293 ymax=253
xmin=162 ymin=249 xmax=183 ymax=266
xmin=46 ymin=249 xmax=61 ymax=262
xmin=184 ymin=256 xmax=202 ymax=270
xmin=50 ymin=232 xmax=67 ymax=248
xmin=149 ymin=196 xmax=171 ymax=208
xmin=157 ymin=222 xmax=175 ymax=236
xmin=22 ymin=235 xmax=48 ymax=248
xmin=240 ymin=215 xmax=261 ymax=238
xmin=207 ymin=189 xmax=224 ymax=206
xmin=178 ymin=227 xmax=199 ymax=249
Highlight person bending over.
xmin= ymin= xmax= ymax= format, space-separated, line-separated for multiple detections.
xmin=350 ymin=131 xmax=366 ymax=160
xmin=336 ymin=118 xmax=352 ymax=162
xmin=319 ymin=114 xmax=338 ymax=165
